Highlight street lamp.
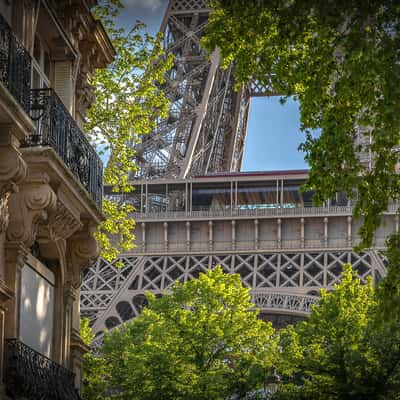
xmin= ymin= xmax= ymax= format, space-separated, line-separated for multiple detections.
xmin=264 ymin=367 xmax=281 ymax=398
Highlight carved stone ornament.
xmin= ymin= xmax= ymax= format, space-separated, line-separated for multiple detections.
xmin=0 ymin=139 xmax=27 ymax=185
xmin=48 ymin=201 xmax=83 ymax=242
xmin=67 ymin=223 xmax=99 ymax=288
xmin=0 ymin=129 xmax=28 ymax=233
xmin=6 ymin=173 xmax=57 ymax=247
xmin=0 ymin=182 xmax=17 ymax=233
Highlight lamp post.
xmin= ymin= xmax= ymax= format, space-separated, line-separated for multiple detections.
xmin=264 ymin=367 xmax=281 ymax=398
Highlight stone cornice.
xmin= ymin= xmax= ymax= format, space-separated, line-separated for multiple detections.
xmin=21 ymin=146 xmax=104 ymax=224
xmin=0 ymin=84 xmax=35 ymax=141
xmin=93 ymin=20 xmax=115 ymax=66
xmin=62 ymin=0 xmax=115 ymax=69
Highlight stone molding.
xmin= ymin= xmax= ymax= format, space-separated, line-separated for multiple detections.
xmin=6 ymin=172 xmax=57 ymax=247
xmin=67 ymin=223 xmax=99 ymax=288
xmin=21 ymin=147 xmax=104 ymax=225
xmin=0 ymin=126 xmax=28 ymax=234
xmin=48 ymin=201 xmax=83 ymax=242
xmin=50 ymin=0 xmax=115 ymax=116
xmin=0 ymin=183 xmax=16 ymax=235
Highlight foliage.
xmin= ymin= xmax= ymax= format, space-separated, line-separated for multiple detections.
xmin=377 ymin=233 xmax=400 ymax=317
xmin=95 ymin=267 xmax=277 ymax=400
xmin=203 ymin=0 xmax=400 ymax=250
xmin=87 ymin=1 xmax=173 ymax=260
xmin=80 ymin=318 xmax=107 ymax=400
xmin=80 ymin=317 xmax=95 ymax=347
xmin=274 ymin=265 xmax=400 ymax=400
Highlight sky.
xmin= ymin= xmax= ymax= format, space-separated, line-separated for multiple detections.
xmin=119 ymin=0 xmax=308 ymax=172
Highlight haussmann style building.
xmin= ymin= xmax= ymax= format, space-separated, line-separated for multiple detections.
xmin=0 ymin=0 xmax=114 ymax=398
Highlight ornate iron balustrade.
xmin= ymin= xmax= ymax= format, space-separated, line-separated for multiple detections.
xmin=0 ymin=13 xmax=31 ymax=113
xmin=4 ymin=338 xmax=81 ymax=400
xmin=26 ymin=88 xmax=103 ymax=207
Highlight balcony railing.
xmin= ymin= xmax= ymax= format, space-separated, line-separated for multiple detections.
xmin=4 ymin=338 xmax=81 ymax=400
xmin=26 ymin=88 xmax=103 ymax=207
xmin=0 ymin=13 xmax=31 ymax=113
xmin=0 ymin=13 xmax=103 ymax=208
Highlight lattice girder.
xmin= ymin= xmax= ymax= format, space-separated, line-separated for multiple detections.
xmin=81 ymin=249 xmax=386 ymax=335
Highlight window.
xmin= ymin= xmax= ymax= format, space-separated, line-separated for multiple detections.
xmin=19 ymin=261 xmax=55 ymax=357
xmin=32 ymin=34 xmax=51 ymax=89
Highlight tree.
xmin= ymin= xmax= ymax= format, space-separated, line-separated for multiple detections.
xmin=274 ymin=265 xmax=400 ymax=400
xmin=92 ymin=267 xmax=277 ymax=400
xmin=86 ymin=1 xmax=173 ymax=260
xmin=80 ymin=318 xmax=107 ymax=400
xmin=203 ymin=0 xmax=400 ymax=251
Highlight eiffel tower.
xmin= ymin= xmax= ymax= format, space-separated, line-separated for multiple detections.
xmin=81 ymin=0 xmax=393 ymax=336
xmin=135 ymin=0 xmax=271 ymax=179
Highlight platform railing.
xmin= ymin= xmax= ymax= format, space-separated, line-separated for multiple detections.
xmin=4 ymin=338 xmax=81 ymax=400
xmin=0 ymin=13 xmax=31 ymax=113
xmin=130 ymin=203 xmax=399 ymax=221
xmin=132 ymin=237 xmax=388 ymax=254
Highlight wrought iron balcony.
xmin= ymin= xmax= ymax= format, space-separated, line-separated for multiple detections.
xmin=4 ymin=338 xmax=81 ymax=400
xmin=26 ymin=88 xmax=103 ymax=207
xmin=0 ymin=13 xmax=102 ymax=207
xmin=0 ymin=13 xmax=31 ymax=113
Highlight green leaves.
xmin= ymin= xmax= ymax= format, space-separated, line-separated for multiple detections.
xmin=93 ymin=267 xmax=277 ymax=400
xmin=80 ymin=318 xmax=108 ymax=400
xmin=275 ymin=265 xmax=400 ymax=400
xmin=81 ymin=266 xmax=400 ymax=400
xmin=204 ymin=0 xmax=400 ymax=249
xmin=86 ymin=1 xmax=173 ymax=261
xmin=205 ymin=0 xmax=400 ymax=318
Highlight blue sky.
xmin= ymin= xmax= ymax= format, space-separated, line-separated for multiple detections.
xmin=119 ymin=0 xmax=308 ymax=172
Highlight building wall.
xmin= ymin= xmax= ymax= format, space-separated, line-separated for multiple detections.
xmin=0 ymin=1 xmax=113 ymax=397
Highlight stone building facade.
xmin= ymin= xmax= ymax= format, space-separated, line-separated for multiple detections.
xmin=0 ymin=1 xmax=113 ymax=398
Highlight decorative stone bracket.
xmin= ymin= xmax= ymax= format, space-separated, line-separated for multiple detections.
xmin=0 ymin=183 xmax=17 ymax=234
xmin=67 ymin=223 xmax=99 ymax=288
xmin=0 ymin=127 xmax=27 ymax=234
xmin=48 ymin=201 xmax=83 ymax=242
xmin=6 ymin=172 xmax=57 ymax=247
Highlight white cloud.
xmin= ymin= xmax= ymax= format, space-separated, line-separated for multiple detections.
xmin=122 ymin=0 xmax=163 ymax=12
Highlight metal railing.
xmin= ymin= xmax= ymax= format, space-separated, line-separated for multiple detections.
xmin=4 ymin=338 xmax=81 ymax=400
xmin=132 ymin=204 xmax=399 ymax=220
xmin=0 ymin=13 xmax=103 ymax=208
xmin=132 ymin=206 xmax=355 ymax=220
xmin=0 ymin=13 xmax=31 ymax=113
xmin=26 ymin=88 xmax=103 ymax=207
xmin=133 ymin=237 xmax=388 ymax=254
xmin=251 ymin=291 xmax=319 ymax=314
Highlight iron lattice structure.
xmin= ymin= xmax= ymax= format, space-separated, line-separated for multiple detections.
xmin=82 ymin=249 xmax=386 ymax=334
xmin=136 ymin=0 xmax=269 ymax=179
xmin=81 ymin=0 xmax=390 ymax=334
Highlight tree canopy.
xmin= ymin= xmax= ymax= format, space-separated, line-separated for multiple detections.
xmin=81 ymin=267 xmax=400 ymax=399
xmin=83 ymin=267 xmax=277 ymax=400
xmin=275 ymin=265 xmax=400 ymax=400
xmin=86 ymin=1 xmax=173 ymax=260
xmin=203 ymin=0 xmax=400 ymax=251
